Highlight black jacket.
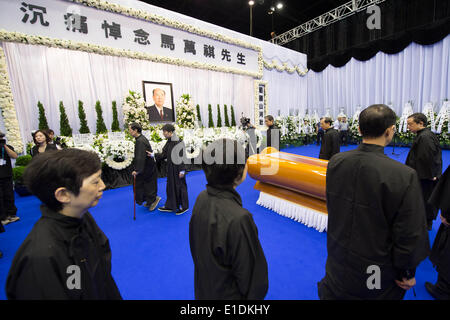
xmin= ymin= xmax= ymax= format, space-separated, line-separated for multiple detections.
xmin=319 ymin=128 xmax=340 ymax=160
xmin=146 ymin=104 xmax=174 ymax=122
xmin=133 ymin=134 xmax=155 ymax=175
xmin=321 ymin=143 xmax=430 ymax=299
xmin=31 ymin=143 xmax=58 ymax=158
xmin=266 ymin=125 xmax=281 ymax=149
xmin=405 ymin=127 xmax=442 ymax=180
xmin=6 ymin=205 xmax=122 ymax=300
xmin=0 ymin=144 xmax=14 ymax=179
xmin=189 ymin=185 xmax=268 ymax=300
xmin=429 ymin=165 xmax=450 ymax=281
xmin=155 ymin=135 xmax=187 ymax=173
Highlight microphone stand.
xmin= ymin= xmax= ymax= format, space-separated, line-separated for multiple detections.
xmin=392 ymin=132 xmax=399 ymax=156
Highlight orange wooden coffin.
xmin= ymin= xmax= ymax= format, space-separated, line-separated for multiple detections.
xmin=247 ymin=147 xmax=329 ymax=231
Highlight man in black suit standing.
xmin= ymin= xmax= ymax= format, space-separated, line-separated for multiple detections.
xmin=319 ymin=117 xmax=340 ymax=160
xmin=405 ymin=113 xmax=442 ymax=230
xmin=146 ymin=88 xmax=174 ymax=122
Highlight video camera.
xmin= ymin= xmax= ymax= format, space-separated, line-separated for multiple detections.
xmin=240 ymin=113 xmax=252 ymax=130
xmin=0 ymin=131 xmax=5 ymax=146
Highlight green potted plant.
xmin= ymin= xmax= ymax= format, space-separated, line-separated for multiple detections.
xmin=59 ymin=101 xmax=73 ymax=137
xmin=231 ymin=105 xmax=236 ymax=127
xmin=95 ymin=101 xmax=108 ymax=134
xmin=13 ymin=164 xmax=30 ymax=196
xmin=208 ymin=104 xmax=214 ymax=128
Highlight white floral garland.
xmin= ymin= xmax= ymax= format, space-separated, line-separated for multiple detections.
xmin=263 ymin=59 xmax=308 ymax=76
xmin=103 ymin=139 xmax=134 ymax=170
xmin=0 ymin=47 xmax=23 ymax=153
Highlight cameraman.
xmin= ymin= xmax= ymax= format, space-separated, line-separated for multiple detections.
xmin=0 ymin=131 xmax=19 ymax=229
xmin=239 ymin=115 xmax=257 ymax=158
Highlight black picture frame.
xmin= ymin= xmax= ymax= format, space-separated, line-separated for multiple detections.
xmin=142 ymin=81 xmax=175 ymax=123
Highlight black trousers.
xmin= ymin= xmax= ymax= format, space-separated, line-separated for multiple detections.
xmin=340 ymin=130 xmax=348 ymax=146
xmin=317 ymin=278 xmax=406 ymax=300
xmin=316 ymin=131 xmax=324 ymax=145
xmin=435 ymin=271 xmax=450 ymax=296
xmin=165 ymin=176 xmax=188 ymax=210
xmin=135 ymin=168 xmax=157 ymax=205
xmin=420 ymin=179 xmax=439 ymax=227
xmin=0 ymin=177 xmax=17 ymax=221
xmin=175 ymin=178 xmax=189 ymax=210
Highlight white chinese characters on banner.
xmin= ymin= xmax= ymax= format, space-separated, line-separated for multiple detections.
xmin=0 ymin=0 xmax=260 ymax=77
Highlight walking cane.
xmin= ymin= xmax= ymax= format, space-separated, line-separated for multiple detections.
xmin=133 ymin=175 xmax=136 ymax=221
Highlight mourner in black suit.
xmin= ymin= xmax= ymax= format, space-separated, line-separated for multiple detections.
xmin=129 ymin=122 xmax=160 ymax=211
xmin=319 ymin=117 xmax=340 ymax=160
xmin=146 ymin=88 xmax=174 ymax=122
xmin=426 ymin=165 xmax=450 ymax=299
xmin=405 ymin=113 xmax=442 ymax=230
xmin=264 ymin=115 xmax=281 ymax=150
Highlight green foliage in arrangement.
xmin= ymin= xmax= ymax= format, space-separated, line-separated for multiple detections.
xmin=196 ymin=104 xmax=203 ymax=127
xmin=111 ymin=100 xmax=121 ymax=132
xmin=37 ymin=101 xmax=49 ymax=130
xmin=231 ymin=105 xmax=236 ymax=127
xmin=216 ymin=104 xmax=222 ymax=127
xmin=224 ymin=104 xmax=230 ymax=127
xmin=78 ymin=100 xmax=90 ymax=134
xmin=208 ymin=104 xmax=214 ymax=128
xmin=95 ymin=101 xmax=108 ymax=134
xmin=59 ymin=101 xmax=73 ymax=137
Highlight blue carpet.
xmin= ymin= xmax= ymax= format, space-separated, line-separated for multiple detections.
xmin=0 ymin=144 xmax=449 ymax=300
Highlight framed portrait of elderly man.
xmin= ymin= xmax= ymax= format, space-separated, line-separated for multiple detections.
xmin=142 ymin=81 xmax=175 ymax=122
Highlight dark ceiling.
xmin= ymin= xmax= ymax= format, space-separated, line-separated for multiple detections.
xmin=140 ymin=0 xmax=350 ymax=41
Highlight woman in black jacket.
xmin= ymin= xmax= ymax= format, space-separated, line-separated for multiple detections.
xmin=31 ymin=130 xmax=57 ymax=158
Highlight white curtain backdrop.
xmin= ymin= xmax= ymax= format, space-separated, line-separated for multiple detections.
xmin=306 ymin=35 xmax=450 ymax=117
xmin=264 ymin=68 xmax=308 ymax=117
xmin=1 ymin=41 xmax=256 ymax=143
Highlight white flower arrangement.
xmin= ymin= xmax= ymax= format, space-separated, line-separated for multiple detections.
xmin=58 ymin=136 xmax=75 ymax=148
xmin=0 ymin=29 xmax=263 ymax=79
xmin=150 ymin=140 xmax=166 ymax=155
xmin=73 ymin=143 xmax=105 ymax=162
xmin=0 ymin=47 xmax=23 ymax=153
xmin=182 ymin=134 xmax=203 ymax=159
xmin=176 ymin=94 xmax=196 ymax=129
xmin=275 ymin=116 xmax=301 ymax=145
xmin=55 ymin=125 xmax=266 ymax=169
xmin=103 ymin=139 xmax=135 ymax=170
xmin=122 ymin=90 xmax=151 ymax=130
